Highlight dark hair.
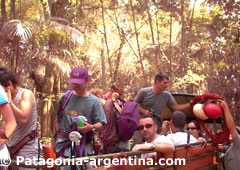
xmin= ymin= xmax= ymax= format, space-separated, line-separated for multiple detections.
xmin=154 ymin=73 xmax=169 ymax=83
xmin=189 ymin=120 xmax=201 ymax=130
xmin=111 ymin=84 xmax=118 ymax=91
xmin=0 ymin=67 xmax=18 ymax=88
xmin=188 ymin=120 xmax=202 ymax=137
xmin=171 ymin=111 xmax=186 ymax=129
xmin=139 ymin=114 xmax=157 ymax=124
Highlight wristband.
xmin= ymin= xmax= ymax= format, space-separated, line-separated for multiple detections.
xmin=92 ymin=125 xmax=96 ymax=133
xmin=150 ymin=143 xmax=156 ymax=150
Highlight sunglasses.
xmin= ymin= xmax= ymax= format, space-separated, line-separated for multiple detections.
xmin=187 ymin=127 xmax=197 ymax=130
xmin=138 ymin=124 xmax=154 ymax=131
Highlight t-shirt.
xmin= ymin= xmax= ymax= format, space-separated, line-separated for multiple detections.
xmin=56 ymin=92 xmax=107 ymax=155
xmin=58 ymin=93 xmax=107 ymax=131
xmin=135 ymin=87 xmax=176 ymax=114
xmin=224 ymin=133 xmax=240 ymax=170
xmin=99 ymin=99 xmax=119 ymax=143
xmin=166 ymin=132 xmax=197 ymax=146
xmin=0 ymin=85 xmax=8 ymax=105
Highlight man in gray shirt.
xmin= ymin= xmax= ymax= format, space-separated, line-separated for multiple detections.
xmin=135 ymin=73 xmax=190 ymax=115
xmin=132 ymin=73 xmax=190 ymax=146
xmin=56 ymin=67 xmax=107 ymax=164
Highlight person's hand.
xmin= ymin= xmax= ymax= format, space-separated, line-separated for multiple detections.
xmin=77 ymin=122 xmax=94 ymax=133
xmin=161 ymin=121 xmax=170 ymax=135
xmin=143 ymin=109 xmax=152 ymax=115
xmin=112 ymin=92 xmax=119 ymax=100
xmin=5 ymin=87 xmax=12 ymax=103
xmin=218 ymin=99 xmax=229 ymax=111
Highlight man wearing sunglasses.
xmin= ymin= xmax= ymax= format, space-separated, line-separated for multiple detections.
xmin=162 ymin=111 xmax=197 ymax=145
xmin=133 ymin=73 xmax=191 ymax=146
xmin=132 ymin=115 xmax=174 ymax=153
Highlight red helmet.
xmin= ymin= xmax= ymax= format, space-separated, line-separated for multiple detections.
xmin=204 ymin=103 xmax=223 ymax=119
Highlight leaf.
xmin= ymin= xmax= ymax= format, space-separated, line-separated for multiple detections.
xmin=1 ymin=20 xmax=33 ymax=41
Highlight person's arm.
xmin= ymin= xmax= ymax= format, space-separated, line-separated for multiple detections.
xmin=132 ymin=142 xmax=175 ymax=153
xmin=169 ymin=102 xmax=190 ymax=111
xmin=138 ymin=104 xmax=152 ymax=115
xmin=218 ymin=100 xmax=237 ymax=139
xmin=0 ymin=103 xmax=17 ymax=146
xmin=8 ymin=90 xmax=34 ymax=125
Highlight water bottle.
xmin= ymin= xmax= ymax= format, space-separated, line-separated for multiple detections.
xmin=74 ymin=116 xmax=87 ymax=127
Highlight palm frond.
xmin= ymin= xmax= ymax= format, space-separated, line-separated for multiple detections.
xmin=1 ymin=20 xmax=33 ymax=41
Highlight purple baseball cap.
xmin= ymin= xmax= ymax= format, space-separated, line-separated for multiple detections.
xmin=68 ymin=67 xmax=89 ymax=85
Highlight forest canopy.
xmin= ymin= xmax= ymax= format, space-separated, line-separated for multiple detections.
xmin=0 ymin=0 xmax=239 ymax=137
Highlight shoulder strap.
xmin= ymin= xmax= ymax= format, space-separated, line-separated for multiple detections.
xmin=62 ymin=90 xmax=74 ymax=111
xmin=112 ymin=100 xmax=123 ymax=116
xmin=187 ymin=133 xmax=190 ymax=144
xmin=58 ymin=90 xmax=74 ymax=121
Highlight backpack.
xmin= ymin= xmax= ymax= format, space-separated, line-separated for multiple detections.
xmin=114 ymin=100 xmax=140 ymax=141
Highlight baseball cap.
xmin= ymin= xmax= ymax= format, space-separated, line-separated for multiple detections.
xmin=68 ymin=67 xmax=89 ymax=85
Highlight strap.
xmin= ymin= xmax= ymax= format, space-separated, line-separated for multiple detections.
xmin=112 ymin=100 xmax=122 ymax=116
xmin=9 ymin=130 xmax=38 ymax=155
xmin=57 ymin=90 xmax=74 ymax=122
xmin=62 ymin=90 xmax=74 ymax=112
xmin=187 ymin=133 xmax=190 ymax=144
xmin=112 ymin=100 xmax=121 ymax=135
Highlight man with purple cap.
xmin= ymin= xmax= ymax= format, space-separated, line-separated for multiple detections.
xmin=55 ymin=67 xmax=107 ymax=165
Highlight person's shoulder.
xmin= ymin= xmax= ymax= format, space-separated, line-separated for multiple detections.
xmin=88 ymin=93 xmax=102 ymax=103
xmin=162 ymin=90 xmax=172 ymax=95
xmin=21 ymin=88 xmax=35 ymax=98
xmin=138 ymin=87 xmax=152 ymax=93
xmin=155 ymin=135 xmax=170 ymax=142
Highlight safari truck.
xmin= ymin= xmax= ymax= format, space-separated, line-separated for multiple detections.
xmin=10 ymin=93 xmax=226 ymax=170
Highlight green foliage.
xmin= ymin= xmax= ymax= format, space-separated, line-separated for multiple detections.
xmin=0 ymin=0 xmax=240 ymax=133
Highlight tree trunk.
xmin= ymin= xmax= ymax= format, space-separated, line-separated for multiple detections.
xmin=51 ymin=71 xmax=61 ymax=135
xmin=11 ymin=37 xmax=20 ymax=73
xmin=40 ymin=0 xmax=51 ymax=19
xmin=187 ymin=0 xmax=196 ymax=54
xmin=180 ymin=0 xmax=186 ymax=76
xmin=169 ymin=1 xmax=173 ymax=75
xmin=113 ymin=8 xmax=125 ymax=82
xmin=100 ymin=47 xmax=107 ymax=92
xmin=145 ymin=0 xmax=158 ymax=67
xmin=39 ymin=0 xmax=69 ymax=137
xmin=130 ymin=0 xmax=146 ymax=82
xmin=40 ymin=63 xmax=56 ymax=137
xmin=1 ymin=0 xmax=7 ymax=22
xmin=100 ymin=0 xmax=113 ymax=83
xmin=10 ymin=0 xmax=16 ymax=19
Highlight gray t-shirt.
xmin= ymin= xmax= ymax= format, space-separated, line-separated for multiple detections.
xmin=56 ymin=93 xmax=107 ymax=154
xmin=58 ymin=93 xmax=107 ymax=131
xmin=224 ymin=133 xmax=240 ymax=170
xmin=135 ymin=87 xmax=176 ymax=114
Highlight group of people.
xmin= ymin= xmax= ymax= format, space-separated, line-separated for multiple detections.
xmin=0 ymin=66 xmax=239 ymax=170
